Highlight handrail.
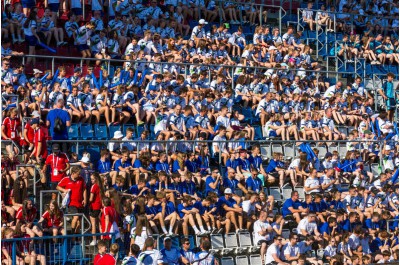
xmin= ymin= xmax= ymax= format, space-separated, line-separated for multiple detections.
xmin=1 ymin=232 xmax=116 ymax=242
xmin=15 ymin=54 xmax=358 ymax=83
xmin=1 ymin=140 xmax=21 ymax=156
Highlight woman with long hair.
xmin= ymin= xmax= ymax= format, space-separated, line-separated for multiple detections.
xmin=15 ymin=199 xmax=42 ymax=237
xmin=289 ymin=152 xmax=311 ymax=185
xmin=14 ymin=221 xmax=46 ymax=265
xmin=100 ymin=197 xmax=118 ymax=240
xmin=131 ymin=215 xmax=151 ymax=249
xmin=38 ymin=200 xmax=64 ymax=240
xmin=11 ymin=177 xmax=27 ymax=211
xmin=89 ymin=173 xmax=105 ymax=245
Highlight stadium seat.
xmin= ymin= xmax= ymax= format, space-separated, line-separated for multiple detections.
xmin=94 ymin=124 xmax=109 ymax=140
xmin=281 ymin=229 xmax=290 ymax=239
xmin=224 ymin=233 xmax=238 ymax=254
xmin=283 ymin=145 xmax=295 ymax=160
xmin=254 ymin=125 xmax=264 ymax=140
xmin=86 ymin=145 xmax=101 ymax=163
xmin=237 ymin=232 xmax=253 ymax=254
xmin=294 ymin=186 xmax=305 ymax=201
xmin=268 ymin=186 xmax=282 ymax=202
xmin=235 ymin=256 xmax=249 ymax=265
xmin=79 ymin=124 xmax=94 ymax=140
xmin=249 ymin=255 xmax=262 ymax=265
xmin=210 ymin=234 xmax=225 ymax=254
xmin=221 ymin=257 xmax=235 ymax=265
xmin=282 ymin=185 xmax=293 ymax=201
xmin=136 ymin=124 xmax=146 ymax=138
xmin=315 ymin=146 xmax=327 ymax=160
xmin=68 ymin=123 xmax=79 ymax=140
xmin=109 ymin=124 xmax=122 ymax=139
xmin=271 ymin=144 xmax=282 ymax=154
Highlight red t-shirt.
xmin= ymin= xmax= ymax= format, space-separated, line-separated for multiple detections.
xmin=2 ymin=117 xmax=20 ymax=140
xmin=100 ymin=206 xmax=117 ymax=235
xmin=58 ymin=176 xmax=85 ymax=209
xmin=33 ymin=127 xmax=48 ymax=159
xmin=94 ymin=253 xmax=116 ymax=265
xmin=15 ymin=207 xmax=37 ymax=223
xmin=45 ymin=153 xmax=69 ymax=182
xmin=41 ymin=210 xmax=63 ymax=228
xmin=90 ymin=183 xmax=102 ymax=211
xmin=24 ymin=123 xmax=35 ymax=143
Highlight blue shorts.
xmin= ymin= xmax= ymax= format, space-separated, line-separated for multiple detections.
xmin=77 ymin=44 xmax=90 ymax=52
xmin=269 ymin=131 xmax=277 ymax=137
xmin=48 ymin=3 xmax=60 ymax=12
xmin=386 ymin=98 xmax=396 ymax=110
xmin=25 ymin=35 xmax=38 ymax=46
xmin=71 ymin=8 xmax=83 ymax=16
xmin=21 ymin=0 xmax=36 ymax=8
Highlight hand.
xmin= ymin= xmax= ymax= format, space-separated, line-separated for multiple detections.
xmin=82 ymin=200 xmax=87 ymax=207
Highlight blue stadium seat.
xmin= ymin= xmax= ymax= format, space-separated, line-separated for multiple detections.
xmin=68 ymin=242 xmax=91 ymax=264
xmin=366 ymin=64 xmax=373 ymax=77
xmin=70 ymin=145 xmax=85 ymax=159
xmin=123 ymin=124 xmax=135 ymax=137
xmin=307 ymin=30 xmax=316 ymax=39
xmin=149 ymin=124 xmax=156 ymax=140
xmin=254 ymin=125 xmax=264 ymax=140
xmin=79 ymin=124 xmax=94 ymax=140
xmin=389 ymin=65 xmax=398 ymax=74
xmin=86 ymin=145 xmax=101 ymax=163
xmin=47 ymin=243 xmax=67 ymax=264
xmin=94 ymin=124 xmax=108 ymax=140
xmin=68 ymin=123 xmax=79 ymax=140
xmin=109 ymin=124 xmax=122 ymax=139
xmin=136 ymin=124 xmax=146 ymax=138
xmin=241 ymin=107 xmax=253 ymax=124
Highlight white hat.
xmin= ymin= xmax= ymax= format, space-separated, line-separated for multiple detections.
xmin=385 ymin=145 xmax=392 ymax=150
xmin=80 ymin=156 xmax=90 ymax=163
xmin=33 ymin=69 xmax=43 ymax=74
xmin=224 ymin=188 xmax=233 ymax=194
xmin=113 ymin=130 xmax=124 ymax=139
xmin=268 ymin=46 xmax=277 ymax=51
xmin=198 ymin=19 xmax=208 ymax=25
xmin=31 ymin=111 xmax=40 ymax=118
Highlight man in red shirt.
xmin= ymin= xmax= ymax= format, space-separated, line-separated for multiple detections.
xmin=29 ymin=118 xmax=48 ymax=163
xmin=56 ymin=166 xmax=87 ymax=234
xmin=93 ymin=240 xmax=116 ymax=265
xmin=43 ymin=144 xmax=70 ymax=197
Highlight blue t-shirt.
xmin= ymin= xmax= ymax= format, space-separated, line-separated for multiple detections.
xmin=282 ymin=198 xmax=302 ymax=217
xmin=319 ymin=222 xmax=331 ymax=235
xmin=237 ymin=158 xmax=251 ymax=171
xmin=128 ymin=185 xmax=148 ymax=196
xmin=181 ymin=181 xmax=196 ymax=195
xmin=160 ymin=247 xmax=181 ymax=265
xmin=205 ymin=176 xmax=219 ymax=196
xmin=330 ymin=200 xmax=345 ymax=210
xmin=114 ymin=159 xmax=131 ymax=172
xmin=171 ymin=160 xmax=180 ymax=173
xmin=146 ymin=205 xmax=159 ymax=215
xmin=223 ymin=178 xmax=239 ymax=191
xmin=97 ymin=159 xmax=111 ymax=174
xmin=266 ymin=159 xmax=278 ymax=173
xmin=46 ymin=108 xmax=70 ymax=140
xmin=248 ymin=155 xmax=263 ymax=171
xmin=193 ymin=201 xmax=207 ymax=215
xmin=364 ymin=218 xmax=384 ymax=230
xmin=133 ymin=159 xmax=143 ymax=169
xmin=245 ymin=177 xmax=263 ymax=193
xmin=177 ymin=203 xmax=193 ymax=218
xmin=157 ymin=201 xmax=176 ymax=216
xmin=155 ymin=161 xmax=170 ymax=173
xmin=302 ymin=202 xmax=317 ymax=213
xmin=185 ymin=159 xmax=199 ymax=173
xmin=146 ymin=182 xmax=159 ymax=195
xmin=314 ymin=200 xmax=328 ymax=213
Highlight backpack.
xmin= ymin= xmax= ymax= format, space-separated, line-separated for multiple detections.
xmin=53 ymin=113 xmax=66 ymax=133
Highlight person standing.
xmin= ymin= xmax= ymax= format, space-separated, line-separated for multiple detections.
xmin=46 ymin=99 xmax=71 ymax=151
xmin=94 ymin=240 xmax=117 ymax=265
xmin=56 ymin=166 xmax=86 ymax=234
xmin=43 ymin=144 xmax=70 ymax=198
xmin=137 ymin=237 xmax=164 ymax=265
xmin=192 ymin=239 xmax=215 ymax=265
xmin=29 ymin=118 xmax=48 ymax=163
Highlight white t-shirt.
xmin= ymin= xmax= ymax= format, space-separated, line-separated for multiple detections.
xmin=253 ymin=220 xmax=272 ymax=243
xmin=265 ymin=243 xmax=280 ymax=264
xmin=304 ymin=177 xmax=321 ymax=194
xmin=281 ymin=243 xmax=300 ymax=261
xmin=137 ymin=249 xmax=163 ymax=265
xmin=297 ymin=218 xmax=317 ymax=235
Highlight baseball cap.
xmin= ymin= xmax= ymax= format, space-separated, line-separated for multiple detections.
xmin=80 ymin=156 xmax=90 ymax=163
xmin=198 ymin=19 xmax=208 ymax=25
xmin=164 ymin=236 xmax=172 ymax=242
xmin=224 ymin=188 xmax=233 ymax=194
xmin=74 ymin=67 xmax=82 ymax=73
xmin=30 ymin=118 xmax=39 ymax=125
xmin=52 ymin=144 xmax=60 ymax=152
xmin=33 ymin=69 xmax=43 ymax=74
xmin=325 ymin=152 xmax=333 ymax=159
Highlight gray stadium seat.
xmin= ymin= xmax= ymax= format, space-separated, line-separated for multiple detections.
xmin=223 ymin=233 xmax=238 ymax=255
xmin=211 ymin=234 xmax=224 ymax=254
xmin=272 ymin=144 xmax=283 ymax=154
xmin=315 ymin=146 xmax=327 ymax=159
xmin=237 ymin=232 xmax=253 ymax=254
xmin=268 ymin=186 xmax=282 ymax=202
xmin=294 ymin=186 xmax=305 ymax=201
xmin=221 ymin=257 xmax=235 ymax=265
xmin=281 ymin=229 xmax=291 ymax=239
xmin=284 ymin=145 xmax=295 ymax=160
xmin=235 ymin=256 xmax=249 ymax=265
xmin=249 ymin=254 xmax=262 ymax=265
xmin=260 ymin=144 xmax=271 ymax=160
xmin=282 ymin=185 xmax=293 ymax=201
xmin=338 ymin=144 xmax=347 ymax=159
xmin=371 ymin=163 xmax=380 ymax=176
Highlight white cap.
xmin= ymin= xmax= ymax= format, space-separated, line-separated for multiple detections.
xmin=224 ymin=188 xmax=233 ymax=194
xmin=385 ymin=145 xmax=392 ymax=150
xmin=113 ymin=130 xmax=124 ymax=139
xmin=31 ymin=111 xmax=40 ymax=118
xmin=33 ymin=69 xmax=43 ymax=74
xmin=80 ymin=156 xmax=90 ymax=163
xmin=268 ymin=46 xmax=277 ymax=51
xmin=198 ymin=19 xmax=208 ymax=25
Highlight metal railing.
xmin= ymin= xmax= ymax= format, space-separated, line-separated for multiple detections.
xmin=14 ymin=54 xmax=360 ymax=89
xmin=45 ymin=139 xmax=397 ymax=173
xmin=2 ymin=232 xmax=116 ymax=265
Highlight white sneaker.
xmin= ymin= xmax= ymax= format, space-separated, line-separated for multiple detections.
xmin=89 ymin=240 xmax=97 ymax=246
xmin=235 ymin=20 xmax=240 ymax=24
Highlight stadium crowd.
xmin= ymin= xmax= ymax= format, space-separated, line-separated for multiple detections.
xmin=1 ymin=0 xmax=399 ymax=264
